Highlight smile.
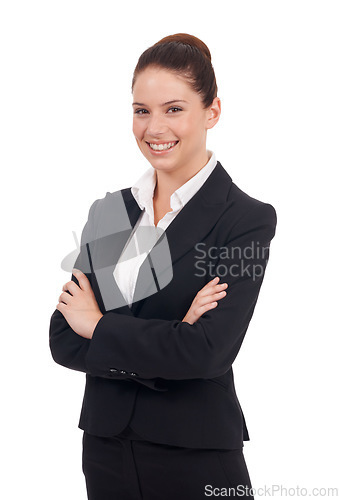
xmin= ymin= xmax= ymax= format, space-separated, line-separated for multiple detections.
xmin=146 ymin=141 xmax=179 ymax=152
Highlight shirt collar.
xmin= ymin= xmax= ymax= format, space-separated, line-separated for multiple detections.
xmin=131 ymin=151 xmax=217 ymax=214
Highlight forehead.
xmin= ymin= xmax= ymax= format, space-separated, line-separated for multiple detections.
xmin=132 ymin=67 xmax=198 ymax=103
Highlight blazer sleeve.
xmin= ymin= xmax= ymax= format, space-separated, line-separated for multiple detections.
xmin=49 ymin=199 xmax=170 ymax=391
xmin=84 ymin=202 xmax=277 ymax=381
xmin=49 ymin=199 xmax=98 ymax=373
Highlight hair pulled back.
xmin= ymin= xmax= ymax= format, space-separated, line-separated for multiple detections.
xmin=132 ymin=33 xmax=218 ymax=109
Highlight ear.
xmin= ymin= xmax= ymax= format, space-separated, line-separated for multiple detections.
xmin=205 ymin=97 xmax=221 ymax=130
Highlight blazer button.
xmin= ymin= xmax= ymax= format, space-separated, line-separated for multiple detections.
xmin=109 ymin=368 xmax=118 ymax=373
xmin=130 ymin=372 xmax=138 ymax=377
xmin=120 ymin=370 xmax=127 ymax=374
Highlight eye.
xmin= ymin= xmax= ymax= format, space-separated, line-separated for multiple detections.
xmin=167 ymin=106 xmax=182 ymax=114
xmin=134 ymin=108 xmax=149 ymax=115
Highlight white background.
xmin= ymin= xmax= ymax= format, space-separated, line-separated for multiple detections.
xmin=1 ymin=1 xmax=338 ymax=498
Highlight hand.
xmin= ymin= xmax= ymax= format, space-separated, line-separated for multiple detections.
xmin=182 ymin=276 xmax=228 ymax=325
xmin=56 ymin=268 xmax=103 ymax=339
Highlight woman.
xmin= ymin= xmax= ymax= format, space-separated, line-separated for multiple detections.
xmin=50 ymin=33 xmax=277 ymax=499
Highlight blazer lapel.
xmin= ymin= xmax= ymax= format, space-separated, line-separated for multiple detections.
xmin=127 ymin=162 xmax=233 ymax=315
xmin=91 ymin=161 xmax=233 ymax=317
xmin=88 ymin=190 xmax=142 ymax=317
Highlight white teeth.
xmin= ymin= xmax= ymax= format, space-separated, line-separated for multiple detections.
xmin=149 ymin=141 xmax=177 ymax=151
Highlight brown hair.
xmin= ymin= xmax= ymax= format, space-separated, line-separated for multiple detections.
xmin=132 ymin=33 xmax=218 ymax=109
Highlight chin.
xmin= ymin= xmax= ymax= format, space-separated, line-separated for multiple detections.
xmin=147 ymin=156 xmax=180 ymax=172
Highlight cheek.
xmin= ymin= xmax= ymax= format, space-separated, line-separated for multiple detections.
xmin=175 ymin=119 xmax=193 ymax=139
xmin=178 ymin=112 xmax=205 ymax=139
xmin=132 ymin=120 xmax=144 ymax=140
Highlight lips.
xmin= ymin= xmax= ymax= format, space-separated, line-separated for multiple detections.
xmin=146 ymin=141 xmax=179 ymax=153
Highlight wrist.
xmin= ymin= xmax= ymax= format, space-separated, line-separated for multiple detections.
xmin=89 ymin=312 xmax=104 ymax=339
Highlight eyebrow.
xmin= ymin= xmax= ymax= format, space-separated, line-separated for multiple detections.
xmin=132 ymin=100 xmax=188 ymax=107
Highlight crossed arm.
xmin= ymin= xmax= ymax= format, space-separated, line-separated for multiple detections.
xmin=55 ymin=270 xmax=228 ymax=339
xmin=49 ymin=202 xmax=277 ymax=382
xmin=50 ymin=271 xmax=227 ymax=377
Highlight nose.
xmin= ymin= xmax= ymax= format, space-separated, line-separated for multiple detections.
xmin=146 ymin=113 xmax=167 ymax=137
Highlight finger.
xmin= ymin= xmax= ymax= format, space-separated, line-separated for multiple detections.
xmin=196 ymin=281 xmax=228 ymax=299
xmin=211 ymin=290 xmax=227 ymax=301
xmin=198 ymin=277 xmax=220 ymax=294
xmin=72 ymin=268 xmax=91 ymax=292
xmin=58 ymin=291 xmax=72 ymax=305
xmin=56 ymin=302 xmax=67 ymax=315
xmin=62 ymin=281 xmax=79 ymax=295
xmin=196 ymin=290 xmax=227 ymax=308
xmin=204 ymin=277 xmax=229 ymax=292
xmin=208 ymin=276 xmax=220 ymax=286
xmin=195 ymin=301 xmax=219 ymax=318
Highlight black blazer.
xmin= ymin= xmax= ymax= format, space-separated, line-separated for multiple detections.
xmin=49 ymin=161 xmax=277 ymax=450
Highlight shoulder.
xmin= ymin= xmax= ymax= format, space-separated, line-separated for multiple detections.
xmin=215 ymin=162 xmax=277 ymax=230
xmin=215 ymin=163 xmax=277 ymax=242
xmin=225 ymin=184 xmax=277 ymax=245
xmin=86 ymin=187 xmax=130 ymax=219
xmin=82 ymin=187 xmax=135 ymax=243
xmin=229 ymin=181 xmax=277 ymax=227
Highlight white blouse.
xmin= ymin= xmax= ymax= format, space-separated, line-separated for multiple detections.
xmin=113 ymin=151 xmax=217 ymax=308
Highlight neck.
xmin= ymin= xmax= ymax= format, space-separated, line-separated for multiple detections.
xmin=153 ymin=150 xmax=211 ymax=205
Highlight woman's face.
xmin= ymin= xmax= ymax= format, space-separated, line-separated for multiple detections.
xmin=132 ymin=67 xmax=220 ymax=175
